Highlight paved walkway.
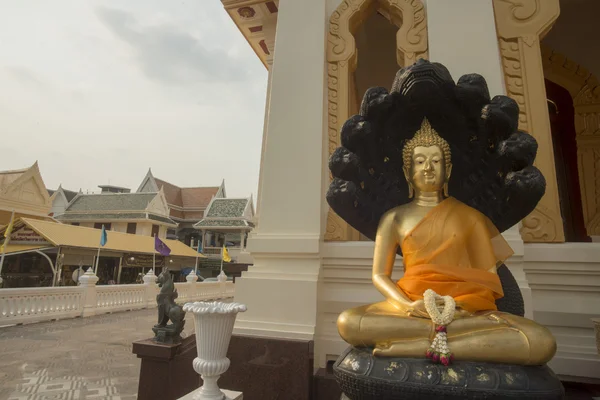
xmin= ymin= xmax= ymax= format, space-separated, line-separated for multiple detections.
xmin=0 ymin=309 xmax=196 ymax=400
xmin=2 ymin=310 xmax=599 ymax=400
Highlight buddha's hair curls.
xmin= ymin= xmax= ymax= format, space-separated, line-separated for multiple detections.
xmin=402 ymin=118 xmax=451 ymax=172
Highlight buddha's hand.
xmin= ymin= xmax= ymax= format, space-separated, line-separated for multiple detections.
xmin=454 ymin=308 xmax=473 ymax=319
xmin=406 ymin=300 xmax=432 ymax=319
xmin=407 ymin=300 xmax=473 ymax=320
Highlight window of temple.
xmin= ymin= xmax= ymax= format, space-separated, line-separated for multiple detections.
xmin=352 ymin=10 xmax=399 ymax=115
xmin=151 ymin=224 xmax=159 ymax=237
xmin=541 ymin=0 xmax=600 ymax=241
xmin=127 ymin=222 xmax=137 ymax=234
xmin=94 ymin=222 xmax=111 ymax=230
xmin=352 ymin=9 xmax=399 ymax=241
xmin=545 ymin=80 xmax=590 ymax=242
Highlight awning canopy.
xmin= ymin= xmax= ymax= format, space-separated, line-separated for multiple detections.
xmin=1 ymin=218 xmax=205 ymax=259
xmin=1 ymin=243 xmax=53 ymax=255
xmin=0 ymin=210 xmax=55 ymax=227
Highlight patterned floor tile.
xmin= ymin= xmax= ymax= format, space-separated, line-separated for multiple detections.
xmin=0 ymin=308 xmax=197 ymax=399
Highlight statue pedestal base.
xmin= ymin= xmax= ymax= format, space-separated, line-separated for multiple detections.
xmin=178 ymin=389 xmax=243 ymax=400
xmin=334 ymin=347 xmax=564 ymax=400
xmin=152 ymin=322 xmax=186 ymax=344
xmin=132 ymin=336 xmax=199 ymax=400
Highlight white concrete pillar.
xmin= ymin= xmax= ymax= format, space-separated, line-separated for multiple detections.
xmin=79 ymin=268 xmax=99 ymax=317
xmin=426 ymin=0 xmax=531 ymax=317
xmin=254 ymin=14 xmax=276 ymax=224
xmin=234 ymin=0 xmax=328 ymax=340
xmin=143 ymin=269 xmax=158 ymax=307
xmin=426 ymin=0 xmax=505 ymax=97
xmin=254 ymin=67 xmax=272 ymax=224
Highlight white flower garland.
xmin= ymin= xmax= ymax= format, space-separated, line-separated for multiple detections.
xmin=423 ymin=289 xmax=455 ymax=366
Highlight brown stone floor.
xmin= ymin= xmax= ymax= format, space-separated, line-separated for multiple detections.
xmin=0 ymin=309 xmax=196 ymax=400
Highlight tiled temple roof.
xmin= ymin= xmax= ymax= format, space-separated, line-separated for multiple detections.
xmin=66 ymin=193 xmax=156 ymax=212
xmin=195 ymin=219 xmax=251 ymax=228
xmin=205 ymin=198 xmax=248 ymax=218
xmin=194 ymin=198 xmax=253 ymax=229
xmin=56 ymin=212 xmax=176 ymax=226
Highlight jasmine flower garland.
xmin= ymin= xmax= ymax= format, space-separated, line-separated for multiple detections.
xmin=423 ymin=289 xmax=455 ymax=366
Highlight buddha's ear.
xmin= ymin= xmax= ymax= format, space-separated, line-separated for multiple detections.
xmin=402 ymin=166 xmax=410 ymax=182
xmin=403 ymin=166 xmax=414 ymax=198
xmin=446 ymin=163 xmax=453 ymax=180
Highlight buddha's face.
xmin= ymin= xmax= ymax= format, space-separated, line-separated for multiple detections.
xmin=404 ymin=145 xmax=448 ymax=193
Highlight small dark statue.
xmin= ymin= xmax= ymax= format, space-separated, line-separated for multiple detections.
xmin=152 ymin=268 xmax=185 ymax=344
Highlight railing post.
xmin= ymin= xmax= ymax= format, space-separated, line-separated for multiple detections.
xmin=79 ymin=267 xmax=99 ymax=318
xmin=186 ymin=271 xmax=199 ymax=283
xmin=217 ymin=271 xmax=228 ymax=299
xmin=143 ymin=269 xmax=157 ymax=308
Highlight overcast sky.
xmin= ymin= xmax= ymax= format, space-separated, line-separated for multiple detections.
xmin=0 ymin=0 xmax=267 ymax=199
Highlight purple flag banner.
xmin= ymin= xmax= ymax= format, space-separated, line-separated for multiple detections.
xmin=154 ymin=235 xmax=171 ymax=256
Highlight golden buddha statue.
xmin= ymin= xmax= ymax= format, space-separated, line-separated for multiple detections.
xmin=336 ymin=118 xmax=556 ymax=366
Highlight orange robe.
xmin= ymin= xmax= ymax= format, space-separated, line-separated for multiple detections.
xmin=397 ymin=197 xmax=513 ymax=313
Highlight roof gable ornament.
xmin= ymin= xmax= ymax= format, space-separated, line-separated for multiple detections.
xmin=218 ymin=179 xmax=226 ymax=198
xmin=136 ymin=168 xmax=159 ymax=193
xmin=145 ymin=190 xmax=170 ymax=217
xmin=1 ymin=161 xmax=51 ymax=209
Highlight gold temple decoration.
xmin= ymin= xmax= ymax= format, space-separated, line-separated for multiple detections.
xmin=493 ymin=0 xmax=564 ymax=242
xmin=325 ymin=0 xmax=429 ymax=242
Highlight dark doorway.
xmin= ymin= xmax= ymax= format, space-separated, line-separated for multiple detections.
xmin=545 ymin=79 xmax=590 ymax=242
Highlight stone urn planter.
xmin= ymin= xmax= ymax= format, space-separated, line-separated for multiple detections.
xmin=183 ymin=301 xmax=246 ymax=400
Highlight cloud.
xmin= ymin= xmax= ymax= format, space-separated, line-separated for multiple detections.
xmin=3 ymin=66 xmax=47 ymax=90
xmin=95 ymin=7 xmax=251 ymax=85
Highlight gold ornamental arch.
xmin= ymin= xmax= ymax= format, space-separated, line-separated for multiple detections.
xmin=493 ymin=0 xmax=565 ymax=242
xmin=541 ymin=45 xmax=600 ymax=236
xmin=325 ymin=0 xmax=429 ymax=241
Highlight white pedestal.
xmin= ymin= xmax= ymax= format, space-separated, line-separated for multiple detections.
xmin=178 ymin=389 xmax=243 ymax=400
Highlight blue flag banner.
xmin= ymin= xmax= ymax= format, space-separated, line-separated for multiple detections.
xmin=100 ymin=225 xmax=107 ymax=247
xmin=155 ymin=235 xmax=171 ymax=256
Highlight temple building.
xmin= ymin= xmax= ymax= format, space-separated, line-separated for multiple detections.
xmin=47 ymin=185 xmax=80 ymax=217
xmin=0 ymin=217 xmax=200 ymax=287
xmin=0 ymin=162 xmax=52 ymax=225
xmin=194 ymin=196 xmax=255 ymax=265
xmin=54 ymin=188 xmax=176 ymax=239
xmin=219 ymin=0 xmax=600 ymax=392
xmin=137 ymin=169 xmax=225 ymax=245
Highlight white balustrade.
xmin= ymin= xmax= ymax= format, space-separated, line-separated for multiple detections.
xmin=175 ymin=281 xmax=236 ymax=304
xmin=175 ymin=283 xmax=193 ymax=303
xmin=0 ymin=275 xmax=234 ymax=326
xmin=96 ymin=284 xmax=147 ymax=313
xmin=224 ymin=282 xmax=235 ymax=297
xmin=0 ymin=286 xmax=83 ymax=325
